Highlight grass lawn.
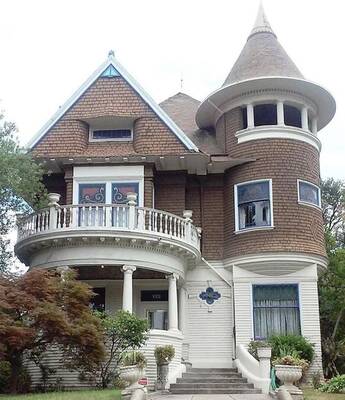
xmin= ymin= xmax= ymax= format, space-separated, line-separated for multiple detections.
xmin=0 ymin=389 xmax=121 ymax=400
xmin=304 ymin=388 xmax=345 ymax=399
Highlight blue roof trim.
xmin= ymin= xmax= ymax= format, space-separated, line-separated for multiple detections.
xmin=101 ymin=64 xmax=120 ymax=77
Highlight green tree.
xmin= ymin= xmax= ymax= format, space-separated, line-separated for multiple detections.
xmin=0 ymin=112 xmax=47 ymax=272
xmin=0 ymin=269 xmax=105 ymax=393
xmin=83 ymin=311 xmax=148 ymax=388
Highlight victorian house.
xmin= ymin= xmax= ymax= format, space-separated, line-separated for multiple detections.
xmin=15 ymin=5 xmax=335 ymax=394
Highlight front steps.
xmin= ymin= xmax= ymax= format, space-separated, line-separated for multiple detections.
xmin=170 ymin=368 xmax=262 ymax=395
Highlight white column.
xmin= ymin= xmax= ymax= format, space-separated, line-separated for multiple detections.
xmin=312 ymin=117 xmax=318 ymax=134
xmin=277 ymin=101 xmax=284 ymax=125
xmin=301 ymin=106 xmax=309 ymax=131
xmin=48 ymin=193 xmax=61 ymax=230
xmin=178 ymin=286 xmax=188 ymax=334
xmin=246 ymin=104 xmax=254 ymax=128
xmin=166 ymin=273 xmax=179 ymax=331
xmin=122 ymin=265 xmax=136 ymax=313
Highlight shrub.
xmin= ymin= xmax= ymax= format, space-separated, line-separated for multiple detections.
xmin=0 ymin=361 xmax=11 ymax=393
xmin=268 ymin=335 xmax=314 ymax=363
xmin=154 ymin=345 xmax=175 ymax=365
xmin=248 ymin=340 xmax=271 ymax=360
xmin=121 ymin=351 xmax=147 ymax=369
xmin=0 ymin=361 xmax=31 ymax=394
xmin=320 ymin=374 xmax=345 ymax=393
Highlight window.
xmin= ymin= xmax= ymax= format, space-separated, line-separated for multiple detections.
xmin=78 ymin=183 xmax=106 ymax=226
xmin=91 ymin=129 xmax=132 ymax=141
xmin=254 ymin=104 xmax=277 ymax=126
xmin=253 ymin=284 xmax=301 ymax=339
xmin=284 ymin=105 xmax=302 ymax=128
xmin=235 ymin=180 xmax=273 ymax=231
xmin=147 ymin=310 xmax=168 ymax=330
xmin=241 ymin=107 xmax=248 ymax=129
xmin=90 ymin=287 xmax=106 ymax=311
xmin=298 ymin=180 xmax=321 ymax=207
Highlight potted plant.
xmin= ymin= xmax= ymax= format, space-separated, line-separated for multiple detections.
xmin=154 ymin=345 xmax=175 ymax=390
xmin=248 ymin=339 xmax=272 ymax=360
xmin=273 ymin=355 xmax=309 ymax=396
xmin=119 ymin=350 xmax=147 ymax=395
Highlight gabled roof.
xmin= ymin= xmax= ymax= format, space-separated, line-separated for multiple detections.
xmin=28 ymin=51 xmax=199 ymax=152
xmin=223 ymin=3 xmax=304 ymax=86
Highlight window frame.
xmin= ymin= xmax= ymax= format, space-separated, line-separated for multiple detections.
xmin=234 ymin=179 xmax=274 ymax=233
xmin=252 ymin=283 xmax=302 ymax=340
xmin=89 ymin=127 xmax=133 ymax=142
xmin=297 ymin=179 xmax=321 ymax=209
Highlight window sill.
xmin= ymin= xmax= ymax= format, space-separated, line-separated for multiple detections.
xmin=234 ymin=226 xmax=275 ymax=235
xmin=298 ymin=201 xmax=322 ymax=211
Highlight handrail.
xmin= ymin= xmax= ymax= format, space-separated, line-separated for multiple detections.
xmin=17 ymin=204 xmax=201 ymax=250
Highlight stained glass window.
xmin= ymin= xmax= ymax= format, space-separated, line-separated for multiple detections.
xmin=112 ymin=182 xmax=139 ymax=204
xmin=298 ymin=181 xmax=320 ymax=207
xmin=79 ymin=184 xmax=106 ymax=204
xmin=236 ymin=180 xmax=271 ymax=230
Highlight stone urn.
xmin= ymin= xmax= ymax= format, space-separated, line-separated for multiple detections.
xmin=48 ymin=192 xmax=61 ymax=206
xmin=155 ymin=362 xmax=169 ymax=390
xmin=275 ymin=365 xmax=303 ymax=397
xmin=119 ymin=365 xmax=144 ymax=397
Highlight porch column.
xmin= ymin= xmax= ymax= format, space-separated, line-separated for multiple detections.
xmin=178 ymin=286 xmax=188 ymax=334
xmin=122 ymin=265 xmax=136 ymax=313
xmin=166 ymin=273 xmax=179 ymax=331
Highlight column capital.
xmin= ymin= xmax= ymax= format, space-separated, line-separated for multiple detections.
xmin=166 ymin=273 xmax=179 ymax=281
xmin=122 ymin=265 xmax=136 ymax=274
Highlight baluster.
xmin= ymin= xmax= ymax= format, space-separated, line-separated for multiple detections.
xmin=153 ymin=211 xmax=157 ymax=232
xmin=61 ymin=207 xmax=66 ymax=228
xmin=148 ymin=210 xmax=152 ymax=231
xmin=87 ymin=206 xmax=91 ymax=226
xmin=95 ymin=206 xmax=99 ymax=227
xmin=159 ymin=212 xmax=163 ymax=233
xmin=178 ymin=219 xmax=181 ymax=238
xmin=164 ymin=214 xmax=168 ymax=234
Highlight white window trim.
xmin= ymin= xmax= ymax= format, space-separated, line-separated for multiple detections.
xmin=297 ymin=179 xmax=321 ymax=209
xmin=234 ymin=178 xmax=274 ymax=233
xmin=89 ymin=127 xmax=133 ymax=142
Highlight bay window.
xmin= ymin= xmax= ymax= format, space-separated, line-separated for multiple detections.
xmin=253 ymin=284 xmax=301 ymax=339
xmin=235 ymin=179 xmax=273 ymax=231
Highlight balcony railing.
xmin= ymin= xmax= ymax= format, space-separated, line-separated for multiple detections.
xmin=17 ymin=203 xmax=201 ymax=250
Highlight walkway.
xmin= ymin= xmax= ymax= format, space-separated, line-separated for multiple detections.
xmin=149 ymin=393 xmax=272 ymax=400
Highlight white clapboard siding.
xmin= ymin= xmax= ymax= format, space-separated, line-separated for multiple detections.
xmin=233 ymin=281 xmax=253 ymax=346
xmin=186 ymin=280 xmax=233 ymax=368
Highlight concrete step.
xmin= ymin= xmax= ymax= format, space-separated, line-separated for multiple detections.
xmin=170 ymin=382 xmax=255 ymax=389
xmin=170 ymin=388 xmax=262 ymax=394
xmin=176 ymin=377 xmax=247 ymax=384
xmin=182 ymin=373 xmax=242 ymax=379
xmin=189 ymin=368 xmax=238 ymax=373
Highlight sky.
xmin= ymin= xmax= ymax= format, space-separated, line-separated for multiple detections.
xmin=0 ymin=0 xmax=344 ymax=179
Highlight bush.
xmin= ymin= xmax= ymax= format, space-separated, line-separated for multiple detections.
xmin=268 ymin=335 xmax=314 ymax=363
xmin=0 ymin=361 xmax=31 ymax=394
xmin=320 ymin=374 xmax=345 ymax=393
xmin=121 ymin=351 xmax=147 ymax=369
xmin=0 ymin=361 xmax=11 ymax=393
xmin=154 ymin=345 xmax=175 ymax=365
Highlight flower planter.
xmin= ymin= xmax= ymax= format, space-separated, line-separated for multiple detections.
xmin=275 ymin=364 xmax=303 ymax=396
xmin=119 ymin=365 xmax=144 ymax=390
xmin=155 ymin=362 xmax=169 ymax=390
xmin=257 ymin=347 xmax=272 ymax=359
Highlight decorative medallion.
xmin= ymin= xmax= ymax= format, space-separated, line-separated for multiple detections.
xmin=199 ymin=287 xmax=221 ymax=305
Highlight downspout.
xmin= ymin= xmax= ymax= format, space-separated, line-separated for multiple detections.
xmin=201 ymin=257 xmax=232 ymax=288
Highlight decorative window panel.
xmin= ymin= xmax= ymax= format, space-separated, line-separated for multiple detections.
xmin=112 ymin=182 xmax=139 ymax=204
xmin=141 ymin=290 xmax=168 ymax=302
xmin=92 ymin=129 xmax=132 ymax=140
xmin=79 ymin=183 xmax=106 ymax=204
xmin=236 ymin=180 xmax=272 ymax=230
xmin=253 ymin=284 xmax=301 ymax=339
xmin=298 ymin=181 xmax=320 ymax=207
xmin=78 ymin=184 xmax=106 ymax=227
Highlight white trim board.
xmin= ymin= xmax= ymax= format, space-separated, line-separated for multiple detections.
xmin=27 ymin=53 xmax=199 ymax=152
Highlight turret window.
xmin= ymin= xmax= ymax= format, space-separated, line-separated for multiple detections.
xmin=284 ymin=105 xmax=302 ymax=128
xmin=297 ymin=180 xmax=321 ymax=207
xmin=234 ymin=179 xmax=273 ymax=232
xmin=253 ymin=104 xmax=277 ymax=126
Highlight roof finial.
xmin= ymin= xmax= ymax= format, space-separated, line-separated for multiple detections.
xmin=108 ymin=49 xmax=115 ymax=58
xmin=248 ymin=2 xmax=276 ymax=40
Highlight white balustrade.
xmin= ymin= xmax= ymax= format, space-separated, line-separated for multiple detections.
xmin=16 ymin=204 xmax=201 ymax=250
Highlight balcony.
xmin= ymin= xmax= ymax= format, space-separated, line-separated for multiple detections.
xmin=15 ymin=194 xmax=201 ymax=276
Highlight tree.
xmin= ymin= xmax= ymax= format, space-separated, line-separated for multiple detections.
xmin=0 ymin=269 xmax=105 ymax=393
xmin=0 ymin=112 xmax=47 ymax=272
xmin=83 ymin=311 xmax=148 ymax=388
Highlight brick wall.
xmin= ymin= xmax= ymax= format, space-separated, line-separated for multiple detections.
xmin=154 ymin=173 xmax=186 ymax=217
xmin=32 ymin=77 xmax=188 ymax=158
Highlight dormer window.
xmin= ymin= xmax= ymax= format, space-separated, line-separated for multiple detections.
xmin=254 ymin=104 xmax=277 ymax=126
xmin=91 ymin=129 xmax=132 ymax=141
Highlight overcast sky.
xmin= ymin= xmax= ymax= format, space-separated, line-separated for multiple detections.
xmin=0 ymin=0 xmax=344 ymax=179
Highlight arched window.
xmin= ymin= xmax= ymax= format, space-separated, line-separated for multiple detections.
xmin=284 ymin=105 xmax=302 ymax=128
xmin=254 ymin=104 xmax=277 ymax=126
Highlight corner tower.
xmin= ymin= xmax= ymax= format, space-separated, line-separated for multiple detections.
xmin=196 ymin=4 xmax=335 ymax=374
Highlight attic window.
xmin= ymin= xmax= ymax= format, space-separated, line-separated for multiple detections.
xmin=91 ymin=129 xmax=132 ymax=141
xmin=284 ymin=105 xmax=302 ymax=128
xmin=254 ymin=104 xmax=277 ymax=126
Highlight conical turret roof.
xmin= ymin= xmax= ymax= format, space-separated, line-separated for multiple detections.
xmin=223 ymin=3 xmax=304 ymax=86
